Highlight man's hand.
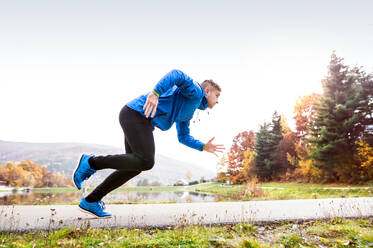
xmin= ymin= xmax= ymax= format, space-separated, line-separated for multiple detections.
xmin=143 ymin=92 xmax=159 ymax=118
xmin=204 ymin=137 xmax=225 ymax=156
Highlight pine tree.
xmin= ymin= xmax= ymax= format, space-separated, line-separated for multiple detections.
xmin=254 ymin=111 xmax=283 ymax=181
xmin=269 ymin=111 xmax=284 ymax=179
xmin=309 ymin=52 xmax=372 ymax=182
xmin=254 ymin=122 xmax=272 ymax=181
xmin=270 ymin=111 xmax=283 ymax=150
xmin=353 ymin=67 xmax=373 ymax=146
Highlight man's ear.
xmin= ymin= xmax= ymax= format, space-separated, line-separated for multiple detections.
xmin=204 ymin=87 xmax=210 ymax=95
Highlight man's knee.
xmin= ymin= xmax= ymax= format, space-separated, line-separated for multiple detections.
xmin=141 ymin=157 xmax=155 ymax=171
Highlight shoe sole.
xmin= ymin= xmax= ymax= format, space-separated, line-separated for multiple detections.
xmin=72 ymin=155 xmax=85 ymax=190
xmin=78 ymin=205 xmax=112 ymax=219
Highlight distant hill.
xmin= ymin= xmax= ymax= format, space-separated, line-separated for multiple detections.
xmin=0 ymin=140 xmax=215 ymax=185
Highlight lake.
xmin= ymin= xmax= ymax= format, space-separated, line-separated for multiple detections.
xmin=0 ymin=189 xmax=218 ymax=205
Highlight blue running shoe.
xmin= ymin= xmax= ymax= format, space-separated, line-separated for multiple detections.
xmin=79 ymin=197 xmax=112 ymax=218
xmin=73 ymin=154 xmax=96 ymax=190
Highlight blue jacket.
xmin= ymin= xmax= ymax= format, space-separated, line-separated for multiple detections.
xmin=126 ymin=69 xmax=207 ymax=151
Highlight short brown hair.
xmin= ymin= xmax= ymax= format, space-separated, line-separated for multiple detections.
xmin=201 ymin=79 xmax=221 ymax=92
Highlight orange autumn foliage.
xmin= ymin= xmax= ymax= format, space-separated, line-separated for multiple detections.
xmin=0 ymin=160 xmax=72 ymax=187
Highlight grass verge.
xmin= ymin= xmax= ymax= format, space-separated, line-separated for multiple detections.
xmin=0 ymin=218 xmax=372 ymax=247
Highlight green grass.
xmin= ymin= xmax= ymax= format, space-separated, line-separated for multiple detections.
xmin=1 ymin=218 xmax=372 ymax=247
xmin=186 ymin=182 xmax=373 ymax=201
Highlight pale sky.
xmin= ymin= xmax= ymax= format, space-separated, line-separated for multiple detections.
xmin=1 ymin=0 xmax=373 ymax=172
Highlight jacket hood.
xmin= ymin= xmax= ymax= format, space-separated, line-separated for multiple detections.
xmin=198 ymin=85 xmax=208 ymax=110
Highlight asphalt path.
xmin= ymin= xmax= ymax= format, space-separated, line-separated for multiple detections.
xmin=1 ymin=197 xmax=372 ymax=232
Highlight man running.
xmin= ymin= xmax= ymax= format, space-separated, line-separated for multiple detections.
xmin=73 ymin=69 xmax=225 ymax=217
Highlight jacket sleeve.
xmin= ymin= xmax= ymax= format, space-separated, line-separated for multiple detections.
xmin=176 ymin=120 xmax=204 ymax=151
xmin=153 ymin=69 xmax=201 ymax=99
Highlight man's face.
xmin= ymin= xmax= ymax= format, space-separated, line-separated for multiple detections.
xmin=205 ymin=87 xmax=220 ymax=109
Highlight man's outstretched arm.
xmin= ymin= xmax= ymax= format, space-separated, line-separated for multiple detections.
xmin=176 ymin=121 xmax=225 ymax=156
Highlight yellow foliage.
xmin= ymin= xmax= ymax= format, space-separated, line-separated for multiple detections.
xmin=288 ymin=145 xmax=323 ymax=183
xmin=229 ymin=148 xmax=257 ymax=184
xmin=357 ymin=140 xmax=373 ymax=168
xmin=0 ymin=160 xmax=72 ymax=187
xmin=0 ymin=166 xmax=7 ymax=181
xmin=286 ymin=152 xmax=297 ymax=167
xmin=216 ymin=154 xmax=228 ymax=172
xmin=217 ymin=172 xmax=228 ymax=183
xmin=356 ymin=140 xmax=373 ymax=178
xmin=242 ymin=149 xmax=256 ymax=169
xmin=296 ymin=159 xmax=323 ymax=183
xmin=280 ymin=115 xmax=291 ymax=135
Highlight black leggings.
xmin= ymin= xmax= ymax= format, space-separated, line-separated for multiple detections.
xmin=85 ymin=105 xmax=155 ymax=202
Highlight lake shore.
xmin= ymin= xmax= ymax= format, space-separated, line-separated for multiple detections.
xmin=1 ymin=182 xmax=373 ymax=205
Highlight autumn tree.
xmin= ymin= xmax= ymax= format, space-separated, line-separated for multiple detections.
xmin=216 ymin=154 xmax=229 ymax=183
xmin=185 ymin=171 xmax=193 ymax=181
xmin=227 ymin=130 xmax=256 ymax=184
xmin=275 ymin=131 xmax=298 ymax=180
xmin=294 ymin=93 xmax=321 ymax=151
xmin=0 ymin=165 xmax=8 ymax=182
xmin=0 ymin=161 xmax=72 ymax=187
xmin=356 ymin=140 xmax=373 ymax=179
xmin=18 ymin=160 xmax=46 ymax=187
xmin=280 ymin=115 xmax=291 ymax=136
xmin=286 ymin=93 xmax=323 ymax=182
xmin=5 ymin=162 xmax=26 ymax=186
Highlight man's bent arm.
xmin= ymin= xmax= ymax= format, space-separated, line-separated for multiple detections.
xmin=176 ymin=121 xmax=204 ymax=151
xmin=153 ymin=69 xmax=202 ymax=99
